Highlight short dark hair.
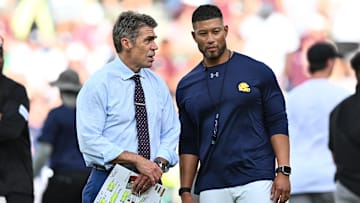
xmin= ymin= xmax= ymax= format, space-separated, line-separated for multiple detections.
xmin=308 ymin=62 xmax=326 ymax=74
xmin=112 ymin=11 xmax=157 ymax=53
xmin=307 ymin=42 xmax=341 ymax=74
xmin=192 ymin=4 xmax=223 ymax=23
xmin=350 ymin=52 xmax=360 ymax=74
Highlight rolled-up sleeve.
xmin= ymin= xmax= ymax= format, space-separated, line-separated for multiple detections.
xmin=76 ymin=82 xmax=123 ymax=167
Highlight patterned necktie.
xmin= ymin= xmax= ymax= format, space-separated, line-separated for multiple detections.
xmin=131 ymin=74 xmax=150 ymax=159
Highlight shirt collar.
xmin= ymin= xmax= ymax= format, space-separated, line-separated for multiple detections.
xmin=113 ymin=56 xmax=146 ymax=80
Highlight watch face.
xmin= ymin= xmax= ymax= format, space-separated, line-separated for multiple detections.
xmin=276 ymin=166 xmax=291 ymax=175
xmin=155 ymin=160 xmax=169 ymax=172
xmin=283 ymin=166 xmax=291 ymax=173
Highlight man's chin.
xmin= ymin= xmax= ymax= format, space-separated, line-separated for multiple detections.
xmin=207 ymin=53 xmax=220 ymax=60
xmin=142 ymin=64 xmax=152 ymax=69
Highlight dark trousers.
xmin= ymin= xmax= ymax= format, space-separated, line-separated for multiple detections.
xmin=5 ymin=192 xmax=33 ymax=203
xmin=82 ymin=168 xmax=110 ymax=203
xmin=42 ymin=170 xmax=90 ymax=203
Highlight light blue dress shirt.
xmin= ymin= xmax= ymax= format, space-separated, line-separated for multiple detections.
xmin=76 ymin=56 xmax=180 ymax=169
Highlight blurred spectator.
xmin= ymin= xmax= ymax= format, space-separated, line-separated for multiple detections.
xmin=329 ymin=51 xmax=360 ymax=203
xmin=328 ymin=55 xmax=357 ymax=94
xmin=286 ymin=42 xmax=351 ymax=203
xmin=0 ymin=35 xmax=34 ymax=203
xmin=32 ymin=69 xmax=90 ymax=203
xmin=48 ymin=0 xmax=86 ymax=35
xmin=328 ymin=42 xmax=358 ymax=94
xmin=65 ymin=41 xmax=90 ymax=83
xmin=284 ymin=32 xmax=326 ymax=91
xmin=282 ymin=0 xmax=331 ymax=36
xmin=152 ymin=38 xmax=178 ymax=94
xmin=238 ymin=0 xmax=299 ymax=89
xmin=331 ymin=0 xmax=360 ymax=44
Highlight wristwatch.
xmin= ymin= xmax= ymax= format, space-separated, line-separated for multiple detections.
xmin=154 ymin=159 xmax=169 ymax=173
xmin=178 ymin=187 xmax=191 ymax=196
xmin=276 ymin=166 xmax=291 ymax=176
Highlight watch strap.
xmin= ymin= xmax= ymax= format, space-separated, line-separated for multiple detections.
xmin=178 ymin=187 xmax=191 ymax=196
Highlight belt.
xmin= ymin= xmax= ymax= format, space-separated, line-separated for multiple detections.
xmin=93 ymin=164 xmax=112 ymax=171
xmin=93 ymin=164 xmax=139 ymax=173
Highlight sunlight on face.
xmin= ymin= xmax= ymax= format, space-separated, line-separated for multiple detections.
xmin=130 ymin=26 xmax=158 ymax=70
xmin=192 ymin=18 xmax=228 ymax=60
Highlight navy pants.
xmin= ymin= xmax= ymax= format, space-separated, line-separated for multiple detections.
xmin=82 ymin=168 xmax=110 ymax=203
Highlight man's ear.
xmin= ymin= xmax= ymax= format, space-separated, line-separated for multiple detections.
xmin=121 ymin=38 xmax=133 ymax=50
xmin=191 ymin=31 xmax=196 ymax=41
xmin=327 ymin=57 xmax=336 ymax=69
xmin=224 ymin=25 xmax=229 ymax=37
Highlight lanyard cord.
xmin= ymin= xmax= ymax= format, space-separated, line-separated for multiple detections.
xmin=204 ymin=50 xmax=232 ymax=145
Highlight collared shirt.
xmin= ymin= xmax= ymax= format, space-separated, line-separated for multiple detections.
xmin=76 ymin=57 xmax=180 ymax=169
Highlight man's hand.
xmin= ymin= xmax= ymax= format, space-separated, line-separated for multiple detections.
xmin=111 ymin=151 xmax=163 ymax=186
xmin=181 ymin=192 xmax=196 ymax=203
xmin=271 ymin=173 xmax=291 ymax=203
xmin=0 ymin=112 xmax=2 ymax=120
xmin=131 ymin=174 xmax=153 ymax=194
xmin=135 ymin=156 xmax=163 ymax=185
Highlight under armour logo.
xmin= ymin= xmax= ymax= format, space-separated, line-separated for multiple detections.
xmin=210 ymin=72 xmax=219 ymax=78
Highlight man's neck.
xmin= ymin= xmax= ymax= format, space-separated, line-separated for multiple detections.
xmin=203 ymin=49 xmax=232 ymax=68
xmin=311 ymin=68 xmax=332 ymax=79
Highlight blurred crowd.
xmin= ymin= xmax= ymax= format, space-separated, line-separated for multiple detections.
xmin=1 ymin=0 xmax=360 ymax=202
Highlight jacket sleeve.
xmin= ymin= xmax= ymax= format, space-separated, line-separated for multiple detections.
xmin=0 ymin=85 xmax=29 ymax=141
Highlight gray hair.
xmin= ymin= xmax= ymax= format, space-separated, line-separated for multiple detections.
xmin=112 ymin=11 xmax=157 ymax=53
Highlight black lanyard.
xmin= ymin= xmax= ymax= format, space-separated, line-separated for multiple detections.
xmin=204 ymin=50 xmax=231 ymax=146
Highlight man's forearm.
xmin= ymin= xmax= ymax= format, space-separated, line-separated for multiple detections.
xmin=179 ymin=154 xmax=199 ymax=188
xmin=111 ymin=150 xmax=141 ymax=165
xmin=271 ymin=134 xmax=290 ymax=166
